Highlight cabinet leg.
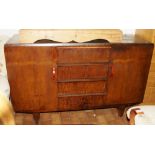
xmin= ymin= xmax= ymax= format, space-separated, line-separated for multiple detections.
xmin=117 ymin=106 xmax=126 ymax=117
xmin=33 ymin=113 xmax=40 ymax=124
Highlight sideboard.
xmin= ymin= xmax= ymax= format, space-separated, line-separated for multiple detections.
xmin=4 ymin=35 xmax=154 ymax=123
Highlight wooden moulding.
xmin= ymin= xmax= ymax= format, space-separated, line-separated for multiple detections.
xmin=19 ymin=29 xmax=123 ymax=43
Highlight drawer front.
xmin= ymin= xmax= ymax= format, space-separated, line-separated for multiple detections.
xmin=58 ymin=81 xmax=106 ymax=95
xmin=57 ymin=47 xmax=110 ymax=63
xmin=56 ymin=46 xmax=110 ymax=111
xmin=58 ymin=95 xmax=107 ymax=111
xmin=57 ymin=63 xmax=109 ymax=81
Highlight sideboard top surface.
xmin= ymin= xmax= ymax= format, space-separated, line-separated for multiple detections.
xmin=5 ymin=35 xmax=153 ymax=47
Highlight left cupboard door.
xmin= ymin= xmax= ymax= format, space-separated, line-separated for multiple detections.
xmin=4 ymin=45 xmax=58 ymax=113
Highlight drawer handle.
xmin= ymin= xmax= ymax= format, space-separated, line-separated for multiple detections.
xmin=109 ymin=63 xmax=114 ymax=77
xmin=52 ymin=67 xmax=56 ymax=80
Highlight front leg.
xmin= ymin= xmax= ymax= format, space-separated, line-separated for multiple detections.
xmin=33 ymin=113 xmax=40 ymax=124
xmin=117 ymin=106 xmax=126 ymax=117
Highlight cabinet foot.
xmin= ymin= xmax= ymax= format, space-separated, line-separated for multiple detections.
xmin=33 ymin=113 xmax=40 ymax=124
xmin=117 ymin=106 xmax=126 ymax=117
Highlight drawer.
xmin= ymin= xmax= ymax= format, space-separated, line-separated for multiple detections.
xmin=58 ymin=95 xmax=107 ymax=111
xmin=57 ymin=63 xmax=109 ymax=81
xmin=58 ymin=81 xmax=106 ymax=95
xmin=57 ymin=47 xmax=110 ymax=63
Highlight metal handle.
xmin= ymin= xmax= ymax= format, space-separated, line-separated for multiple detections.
xmin=52 ymin=67 xmax=56 ymax=80
xmin=109 ymin=63 xmax=114 ymax=77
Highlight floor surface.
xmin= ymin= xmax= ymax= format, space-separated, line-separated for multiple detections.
xmin=15 ymin=108 xmax=129 ymax=125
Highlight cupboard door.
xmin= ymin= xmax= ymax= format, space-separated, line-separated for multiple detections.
xmin=5 ymin=46 xmax=58 ymax=112
xmin=34 ymin=47 xmax=58 ymax=112
xmin=107 ymin=44 xmax=153 ymax=104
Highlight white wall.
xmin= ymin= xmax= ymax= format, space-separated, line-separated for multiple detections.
xmin=121 ymin=29 xmax=135 ymax=34
xmin=0 ymin=29 xmax=19 ymax=37
xmin=0 ymin=29 xmax=135 ymax=38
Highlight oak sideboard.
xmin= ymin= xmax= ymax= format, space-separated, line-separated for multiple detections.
xmin=4 ymin=35 xmax=154 ymax=123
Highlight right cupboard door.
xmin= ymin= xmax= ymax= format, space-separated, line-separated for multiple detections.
xmin=107 ymin=44 xmax=153 ymax=105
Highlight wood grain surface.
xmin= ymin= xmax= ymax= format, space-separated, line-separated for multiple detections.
xmin=4 ymin=35 xmax=154 ymax=124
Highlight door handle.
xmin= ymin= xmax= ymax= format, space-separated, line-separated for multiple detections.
xmin=52 ymin=67 xmax=56 ymax=80
xmin=109 ymin=63 xmax=114 ymax=77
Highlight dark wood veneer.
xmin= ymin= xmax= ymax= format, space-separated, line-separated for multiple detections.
xmin=4 ymin=35 xmax=154 ymax=124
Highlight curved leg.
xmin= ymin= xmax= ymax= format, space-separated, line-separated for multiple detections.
xmin=117 ymin=106 xmax=126 ymax=117
xmin=33 ymin=113 xmax=40 ymax=125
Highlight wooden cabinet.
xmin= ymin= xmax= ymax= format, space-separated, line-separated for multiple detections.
xmin=4 ymin=36 xmax=154 ymax=123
